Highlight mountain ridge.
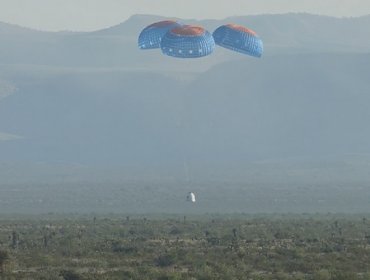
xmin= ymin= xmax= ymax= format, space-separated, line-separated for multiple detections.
xmin=2 ymin=13 xmax=370 ymax=33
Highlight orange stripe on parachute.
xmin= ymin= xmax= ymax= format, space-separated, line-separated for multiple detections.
xmin=171 ymin=25 xmax=205 ymax=36
xmin=226 ymin=24 xmax=257 ymax=36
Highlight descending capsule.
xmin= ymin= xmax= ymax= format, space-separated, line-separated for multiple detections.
xmin=161 ymin=25 xmax=215 ymax=58
xmin=186 ymin=192 xmax=196 ymax=203
xmin=213 ymin=24 xmax=263 ymax=57
xmin=138 ymin=20 xmax=182 ymax=50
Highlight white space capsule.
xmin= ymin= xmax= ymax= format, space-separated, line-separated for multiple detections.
xmin=186 ymin=192 xmax=196 ymax=203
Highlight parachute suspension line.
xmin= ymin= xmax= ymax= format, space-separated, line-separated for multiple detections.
xmin=180 ymin=90 xmax=192 ymax=188
xmin=183 ymin=156 xmax=191 ymax=184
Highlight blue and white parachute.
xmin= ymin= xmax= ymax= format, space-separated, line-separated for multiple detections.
xmin=161 ymin=25 xmax=215 ymax=58
xmin=138 ymin=21 xmax=263 ymax=58
xmin=213 ymin=24 xmax=263 ymax=57
xmin=138 ymin=20 xmax=181 ymax=50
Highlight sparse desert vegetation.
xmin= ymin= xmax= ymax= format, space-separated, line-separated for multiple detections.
xmin=0 ymin=214 xmax=370 ymax=279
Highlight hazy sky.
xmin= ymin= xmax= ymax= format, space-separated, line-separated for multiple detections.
xmin=0 ymin=0 xmax=370 ymax=31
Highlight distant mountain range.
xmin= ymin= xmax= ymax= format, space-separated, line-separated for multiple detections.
xmin=0 ymin=13 xmax=370 ymax=183
xmin=0 ymin=13 xmax=369 ymax=69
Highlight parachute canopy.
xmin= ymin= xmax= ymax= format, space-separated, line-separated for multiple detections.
xmin=161 ymin=25 xmax=215 ymax=58
xmin=138 ymin=20 xmax=181 ymax=50
xmin=186 ymin=192 xmax=196 ymax=203
xmin=213 ymin=24 xmax=263 ymax=57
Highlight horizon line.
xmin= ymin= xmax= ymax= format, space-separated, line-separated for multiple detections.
xmin=0 ymin=12 xmax=369 ymax=33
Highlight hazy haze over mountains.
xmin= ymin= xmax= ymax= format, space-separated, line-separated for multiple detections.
xmin=1 ymin=0 xmax=370 ymax=31
xmin=1 ymin=14 xmax=369 ymax=163
xmin=0 ymin=14 xmax=370 ymax=213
